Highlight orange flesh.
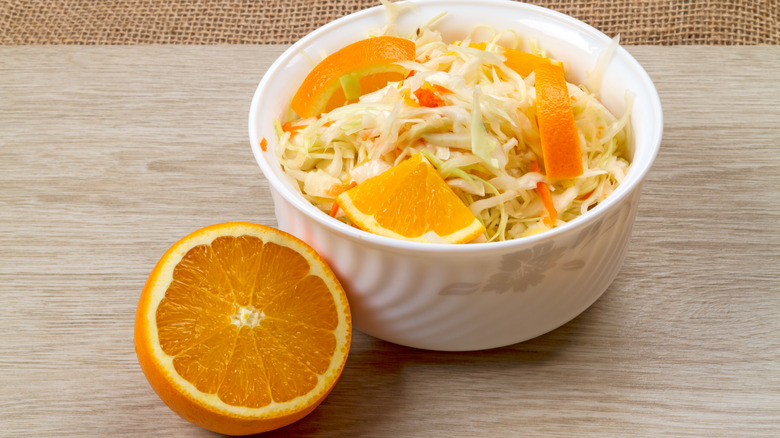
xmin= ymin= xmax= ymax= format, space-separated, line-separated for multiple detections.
xmin=155 ymin=235 xmax=339 ymax=407
xmin=502 ymin=46 xmax=551 ymax=76
xmin=534 ymin=62 xmax=584 ymax=179
xmin=341 ymin=155 xmax=482 ymax=239
xmin=464 ymin=42 xmax=549 ymax=77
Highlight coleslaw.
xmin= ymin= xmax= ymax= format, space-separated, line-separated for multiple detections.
xmin=273 ymin=13 xmax=632 ymax=243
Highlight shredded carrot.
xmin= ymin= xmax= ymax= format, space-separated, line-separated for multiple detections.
xmin=532 ymin=161 xmax=557 ymax=226
xmin=282 ymin=121 xmax=305 ymax=134
xmin=413 ymin=88 xmax=445 ymax=108
xmin=538 ymin=184 xmax=557 ymax=226
xmin=329 ymin=201 xmax=340 ymax=217
xmin=431 ymin=84 xmax=453 ymax=94
xmin=578 ymin=189 xmax=595 ymax=201
xmin=406 ymin=70 xmax=416 ymax=78
xmin=260 ymin=137 xmax=268 ymax=152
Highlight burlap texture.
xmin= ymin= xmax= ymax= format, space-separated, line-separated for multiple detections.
xmin=1 ymin=0 xmax=777 ymax=45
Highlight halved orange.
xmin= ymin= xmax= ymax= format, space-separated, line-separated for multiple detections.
xmin=335 ymin=154 xmax=485 ymax=243
xmin=290 ymin=36 xmax=416 ymax=118
xmin=134 ymin=222 xmax=351 ymax=435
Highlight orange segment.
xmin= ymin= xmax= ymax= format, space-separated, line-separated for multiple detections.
xmin=291 ymin=36 xmax=416 ymax=118
xmin=134 ymin=222 xmax=351 ymax=435
xmin=459 ymin=42 xmax=550 ymax=77
xmin=534 ymin=62 xmax=584 ymax=179
xmin=502 ymin=46 xmax=551 ymax=77
xmin=335 ymin=154 xmax=485 ymax=243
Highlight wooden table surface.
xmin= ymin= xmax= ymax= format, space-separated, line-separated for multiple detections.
xmin=1 ymin=46 xmax=778 ymax=437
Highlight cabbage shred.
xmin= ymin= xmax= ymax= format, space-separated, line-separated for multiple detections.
xmin=275 ymin=22 xmax=632 ymax=242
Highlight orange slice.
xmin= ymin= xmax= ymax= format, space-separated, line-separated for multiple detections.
xmin=534 ymin=61 xmax=584 ymax=179
xmin=335 ymin=154 xmax=485 ymax=243
xmin=290 ymin=36 xmax=416 ymax=118
xmin=134 ymin=222 xmax=351 ymax=435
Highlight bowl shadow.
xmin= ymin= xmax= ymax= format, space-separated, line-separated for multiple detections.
xmin=246 ymin=290 xmax=606 ymax=438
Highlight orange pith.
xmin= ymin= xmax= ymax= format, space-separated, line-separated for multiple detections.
xmin=335 ymin=154 xmax=485 ymax=243
xmin=290 ymin=36 xmax=416 ymax=118
xmin=534 ymin=62 xmax=584 ymax=179
xmin=134 ymin=222 xmax=351 ymax=435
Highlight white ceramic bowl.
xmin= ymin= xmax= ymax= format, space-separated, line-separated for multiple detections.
xmin=248 ymin=0 xmax=662 ymax=351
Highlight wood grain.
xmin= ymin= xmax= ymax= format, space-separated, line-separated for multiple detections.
xmin=1 ymin=46 xmax=778 ymax=437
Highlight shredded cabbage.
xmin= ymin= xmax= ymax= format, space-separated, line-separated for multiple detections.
xmin=274 ymin=18 xmax=632 ymax=242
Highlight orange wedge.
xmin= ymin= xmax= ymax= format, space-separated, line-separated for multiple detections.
xmin=291 ymin=36 xmax=416 ymax=118
xmin=534 ymin=61 xmax=583 ymax=179
xmin=134 ymin=222 xmax=351 ymax=435
xmin=335 ymin=154 xmax=485 ymax=243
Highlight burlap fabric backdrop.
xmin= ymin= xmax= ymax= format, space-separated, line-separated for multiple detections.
xmin=1 ymin=0 xmax=777 ymax=45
